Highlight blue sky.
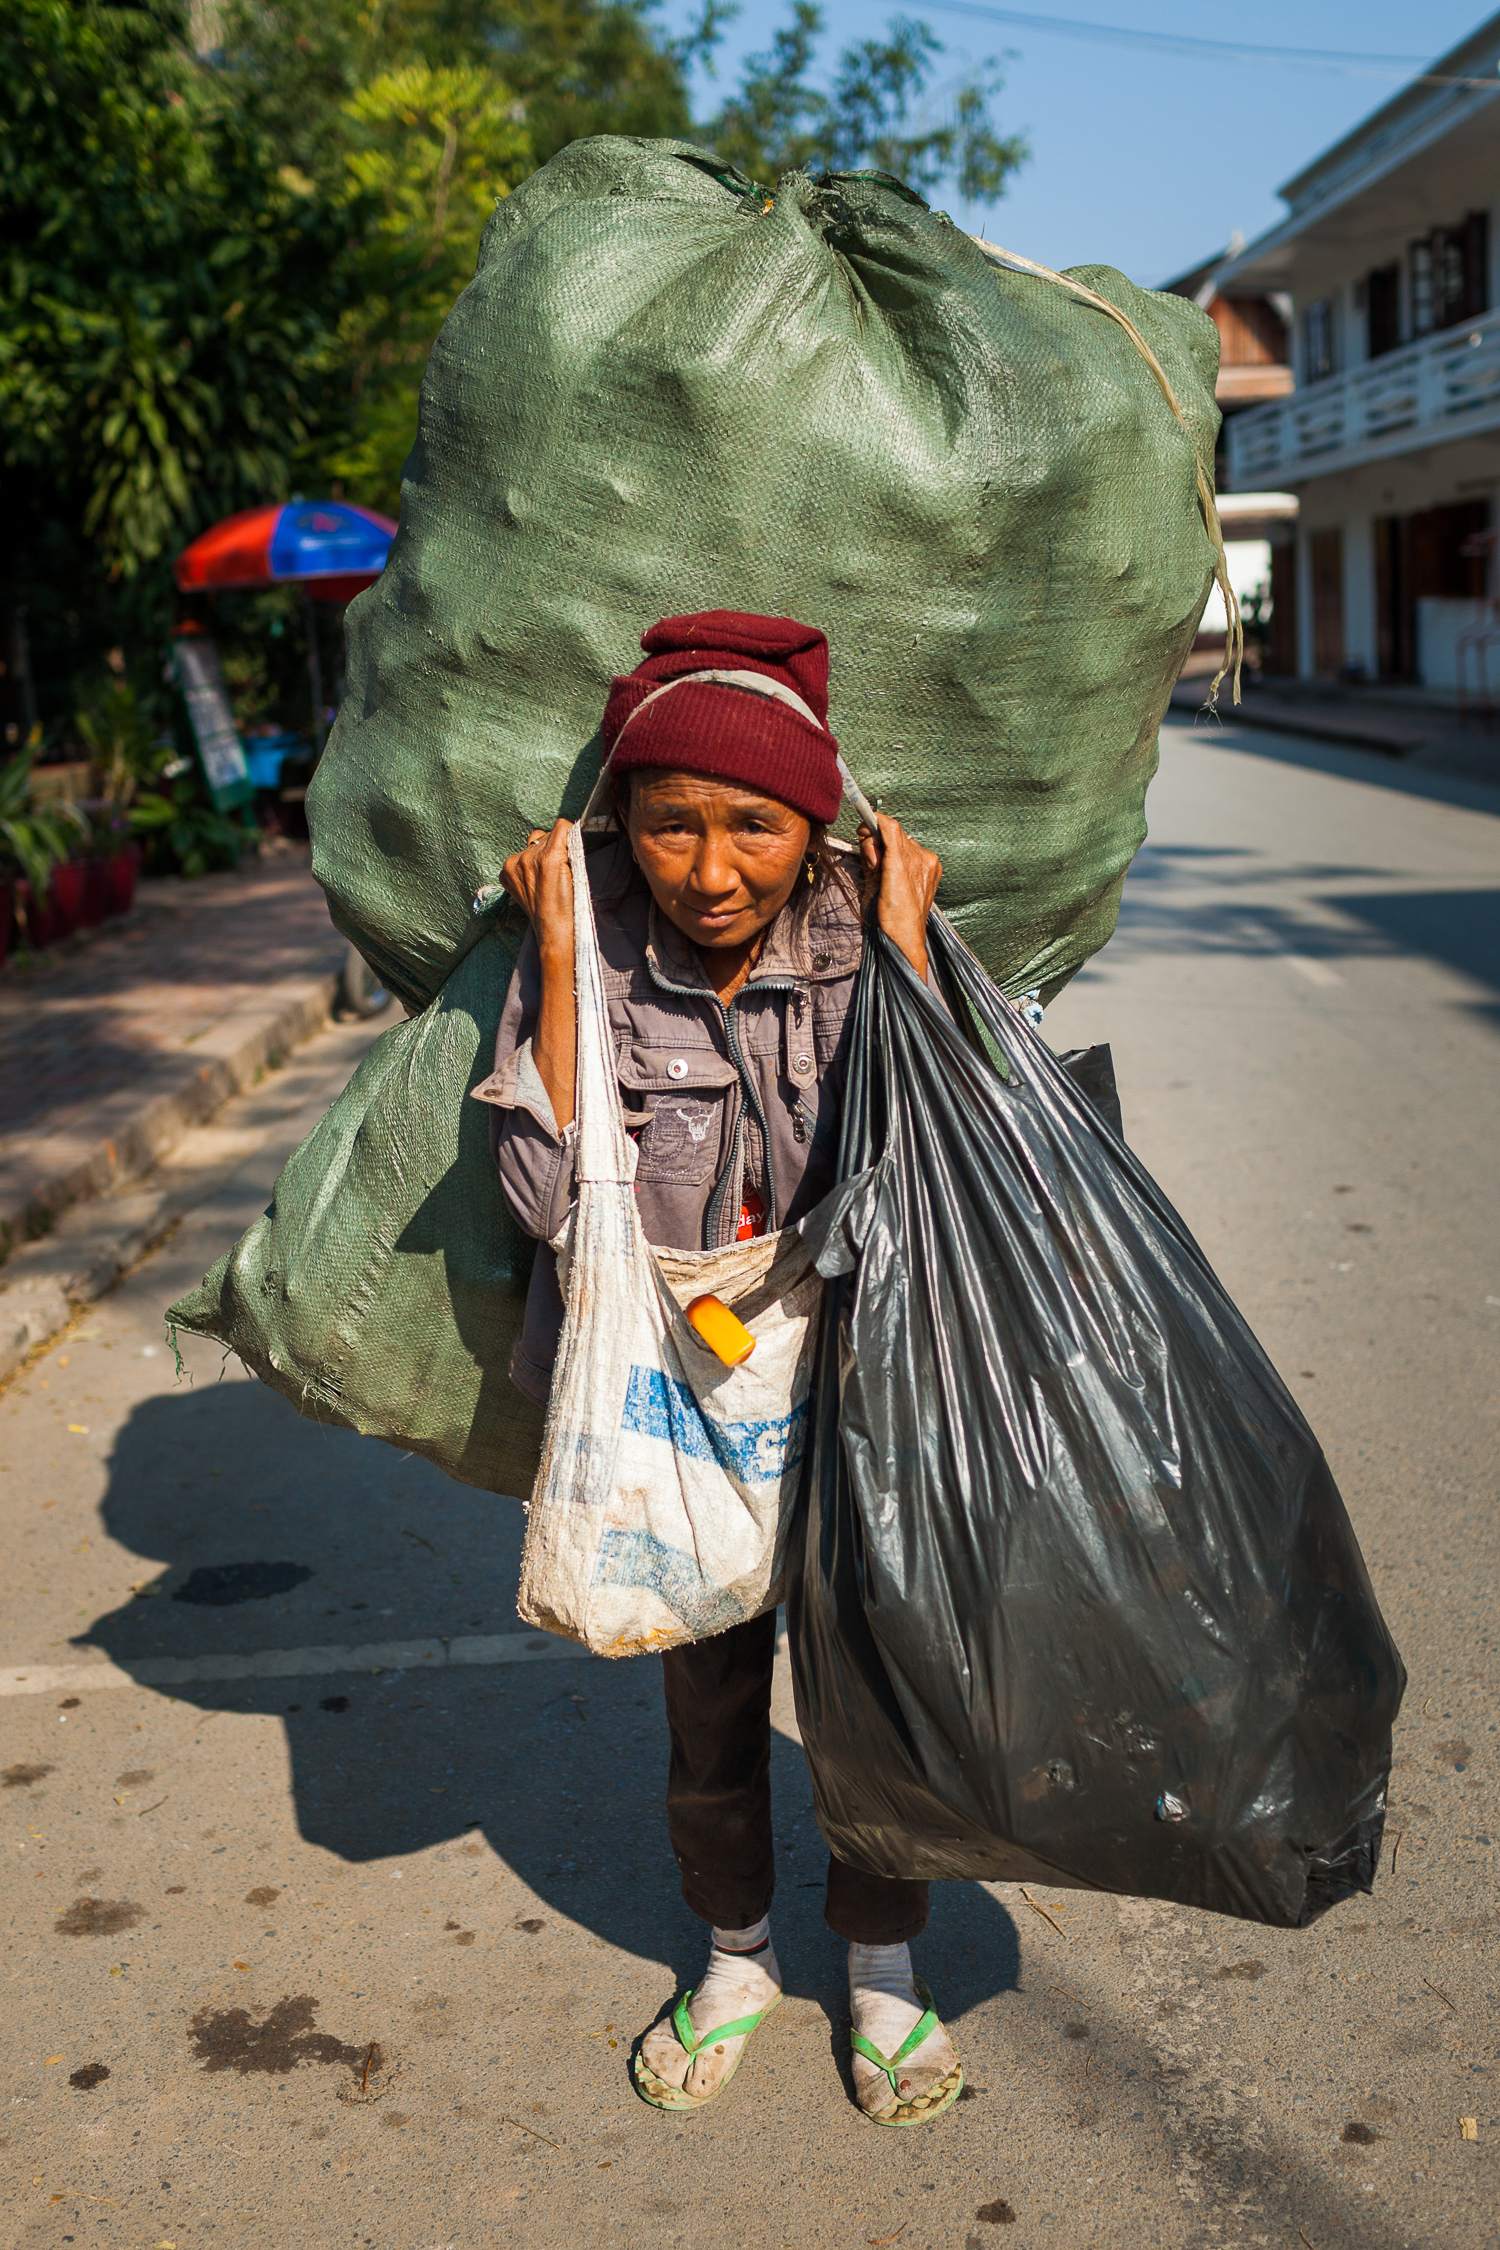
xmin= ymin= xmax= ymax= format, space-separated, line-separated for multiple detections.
xmin=656 ymin=0 xmax=1490 ymax=287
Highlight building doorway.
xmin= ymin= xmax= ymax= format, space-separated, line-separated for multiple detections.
xmin=1310 ymin=528 xmax=1344 ymax=675
xmin=1375 ymin=499 xmax=1489 ymax=680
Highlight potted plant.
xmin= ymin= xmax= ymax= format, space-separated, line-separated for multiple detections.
xmin=75 ymin=680 xmax=170 ymax=917
xmin=48 ymin=853 xmax=90 ymax=941
xmin=129 ymin=774 xmax=254 ymax=879
xmin=0 ymin=741 xmax=91 ymax=954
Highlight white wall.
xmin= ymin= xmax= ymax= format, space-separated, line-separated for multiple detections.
xmin=1199 ymin=539 xmax=1273 ymax=633
xmin=1416 ymin=597 xmax=1497 ymax=692
xmin=1289 ymin=434 xmax=1500 ymax=680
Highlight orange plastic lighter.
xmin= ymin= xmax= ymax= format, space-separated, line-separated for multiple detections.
xmin=686 ymin=1294 xmax=757 ymax=1368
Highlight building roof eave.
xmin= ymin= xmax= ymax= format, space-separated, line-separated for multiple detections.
xmin=1212 ymin=17 xmax=1500 ymax=295
xmin=1277 ymin=10 xmax=1500 ymax=210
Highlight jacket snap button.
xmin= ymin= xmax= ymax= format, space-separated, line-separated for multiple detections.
xmin=667 ymin=1058 xmax=689 ymax=1079
xmin=794 ymin=1054 xmax=812 ymax=1073
xmin=813 ymin=952 xmax=832 ymax=971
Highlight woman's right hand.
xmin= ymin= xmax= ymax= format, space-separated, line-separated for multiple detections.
xmin=502 ymin=819 xmax=578 ymax=1131
xmin=502 ymin=820 xmax=576 ymax=972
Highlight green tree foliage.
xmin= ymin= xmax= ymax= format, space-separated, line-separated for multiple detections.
xmin=0 ymin=0 xmax=345 ymax=721
xmin=1 ymin=0 xmax=339 ymax=579
xmin=2 ymin=0 xmax=1025 ymax=734
xmin=327 ymin=63 xmax=533 ymax=506
xmin=215 ymin=0 xmax=701 ymax=183
xmin=704 ymin=3 xmax=1027 ymax=203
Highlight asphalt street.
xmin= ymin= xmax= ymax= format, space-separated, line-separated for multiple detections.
xmin=1 ymin=714 xmax=1497 ymax=2250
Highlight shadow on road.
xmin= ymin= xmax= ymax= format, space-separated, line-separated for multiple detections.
xmin=65 ymin=1378 xmax=1430 ymax=2247
xmin=1335 ymin=887 xmax=1500 ymax=1017
xmin=75 ymin=1372 xmax=1024 ymax=2016
xmin=1164 ymin=706 xmax=1500 ymax=818
xmin=1108 ymin=843 xmax=1500 ymax=1026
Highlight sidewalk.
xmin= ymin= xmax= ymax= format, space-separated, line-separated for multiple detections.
xmin=1169 ymin=669 xmax=1500 ymax=783
xmin=0 ymin=845 xmax=348 ymax=1258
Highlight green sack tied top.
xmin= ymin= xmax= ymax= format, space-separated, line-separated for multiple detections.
xmin=310 ymin=137 xmax=1225 ymax=1014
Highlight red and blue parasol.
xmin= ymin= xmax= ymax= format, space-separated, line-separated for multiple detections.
xmin=174 ymin=500 xmax=397 ymax=605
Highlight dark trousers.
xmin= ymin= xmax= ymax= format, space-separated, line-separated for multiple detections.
xmin=661 ymin=1609 xmax=930 ymax=1946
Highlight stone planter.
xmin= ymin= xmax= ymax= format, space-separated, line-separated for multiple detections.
xmin=80 ymin=855 xmax=112 ymax=927
xmin=104 ymin=841 xmax=141 ymax=918
xmin=48 ymin=859 xmax=87 ymax=943
xmin=13 ymin=879 xmax=55 ymax=949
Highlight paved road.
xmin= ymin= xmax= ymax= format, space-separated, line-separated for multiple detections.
xmin=1 ymin=717 xmax=1496 ymax=2250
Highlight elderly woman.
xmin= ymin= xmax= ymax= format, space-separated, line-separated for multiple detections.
xmin=488 ymin=610 xmax=961 ymax=2126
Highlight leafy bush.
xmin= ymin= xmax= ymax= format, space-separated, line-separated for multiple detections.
xmin=2 ymin=0 xmax=1027 ymax=727
xmin=129 ymin=775 xmax=256 ymax=878
xmin=74 ymin=679 xmax=173 ymax=815
xmin=0 ymin=743 xmax=90 ymax=903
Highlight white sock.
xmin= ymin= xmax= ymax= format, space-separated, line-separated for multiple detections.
xmin=711 ymin=1913 xmax=771 ymax=1956
xmin=849 ymin=1939 xmax=923 ymax=2053
xmin=687 ymin=1914 xmax=779 ymax=2030
xmin=640 ymin=1915 xmax=781 ymax=2094
xmin=640 ymin=1915 xmax=778 ymax=2094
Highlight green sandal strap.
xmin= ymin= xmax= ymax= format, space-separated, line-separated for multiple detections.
xmin=850 ymin=2005 xmax=941 ymax=2091
xmin=670 ymin=1989 xmax=774 ymax=2059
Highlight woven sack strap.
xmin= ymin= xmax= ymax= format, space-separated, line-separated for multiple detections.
xmin=972 ymin=236 xmax=1243 ymax=707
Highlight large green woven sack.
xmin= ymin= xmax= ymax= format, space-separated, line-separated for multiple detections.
xmin=311 ymin=135 xmax=1222 ymax=1011
xmin=171 ymin=136 xmax=1225 ymax=1493
xmin=171 ymin=928 xmax=547 ymax=1493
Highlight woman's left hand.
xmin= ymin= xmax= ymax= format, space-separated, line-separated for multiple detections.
xmin=860 ymin=815 xmax=943 ymax=982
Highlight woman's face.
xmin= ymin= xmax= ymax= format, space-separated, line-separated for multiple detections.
xmin=624 ymin=769 xmax=811 ymax=954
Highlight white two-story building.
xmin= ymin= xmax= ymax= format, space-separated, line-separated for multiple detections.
xmin=1219 ymin=12 xmax=1500 ymax=689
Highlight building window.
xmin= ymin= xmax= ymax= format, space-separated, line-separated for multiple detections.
xmin=1301 ymin=298 xmax=1336 ymax=384
xmin=1410 ymin=212 xmax=1489 ymax=335
xmin=1366 ymin=262 xmax=1401 ymax=358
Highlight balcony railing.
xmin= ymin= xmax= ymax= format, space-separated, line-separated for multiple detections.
xmin=1226 ymin=309 xmax=1500 ymax=487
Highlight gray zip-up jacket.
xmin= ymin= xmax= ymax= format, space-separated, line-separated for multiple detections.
xmin=472 ymin=838 xmax=864 ymax=1404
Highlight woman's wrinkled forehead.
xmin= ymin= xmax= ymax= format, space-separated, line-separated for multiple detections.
xmin=623 ymin=768 xmax=806 ymax=821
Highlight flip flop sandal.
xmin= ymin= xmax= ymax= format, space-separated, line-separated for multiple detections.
xmin=632 ymin=1987 xmax=782 ymax=2112
xmin=850 ymin=1979 xmax=964 ymax=2128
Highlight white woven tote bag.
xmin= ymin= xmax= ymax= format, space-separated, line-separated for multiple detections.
xmin=517 ymin=822 xmax=827 ymax=1657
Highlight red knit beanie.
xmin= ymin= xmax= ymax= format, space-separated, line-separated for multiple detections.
xmin=601 ymin=611 xmax=843 ymax=825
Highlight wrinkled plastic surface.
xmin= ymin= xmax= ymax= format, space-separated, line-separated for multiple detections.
xmin=789 ymin=918 xmax=1405 ymax=1927
xmin=515 ymin=822 xmax=825 ymax=1655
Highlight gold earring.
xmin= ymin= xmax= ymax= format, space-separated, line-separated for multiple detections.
xmin=805 ymin=856 xmax=816 ymax=886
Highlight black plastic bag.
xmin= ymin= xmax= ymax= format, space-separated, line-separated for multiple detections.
xmin=788 ymin=916 xmax=1405 ymax=1928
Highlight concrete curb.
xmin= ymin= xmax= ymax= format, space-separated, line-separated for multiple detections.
xmin=1169 ymin=682 xmax=1424 ymax=758
xmin=0 ymin=969 xmax=338 ymax=1258
xmin=1166 ymin=682 xmax=1500 ymax=781
xmin=0 ymin=969 xmax=338 ymax=1383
